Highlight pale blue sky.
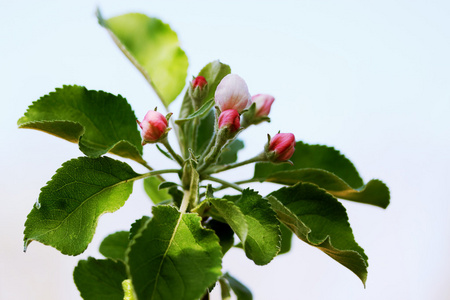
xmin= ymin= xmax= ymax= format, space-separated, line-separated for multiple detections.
xmin=1 ymin=1 xmax=450 ymax=299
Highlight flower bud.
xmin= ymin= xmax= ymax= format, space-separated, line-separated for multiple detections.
xmin=218 ymin=109 xmax=240 ymax=133
xmin=137 ymin=110 xmax=169 ymax=144
xmin=252 ymin=94 xmax=275 ymax=117
xmin=265 ymin=133 xmax=296 ymax=162
xmin=215 ymin=74 xmax=252 ymax=113
xmin=189 ymin=76 xmax=209 ymax=109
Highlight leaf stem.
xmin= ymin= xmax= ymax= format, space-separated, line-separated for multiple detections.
xmin=235 ymin=178 xmax=261 ymax=185
xmin=204 ymin=176 xmax=243 ymax=192
xmin=212 ymin=152 xmax=266 ymax=174
xmin=161 ymin=138 xmax=184 ymax=166
xmin=138 ymin=160 xmax=166 ymax=182
xmin=135 ymin=169 xmax=180 ymax=182
xmin=180 ymin=189 xmax=190 ymax=213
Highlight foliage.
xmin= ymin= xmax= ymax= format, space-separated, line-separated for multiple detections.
xmin=20 ymin=9 xmax=390 ymax=300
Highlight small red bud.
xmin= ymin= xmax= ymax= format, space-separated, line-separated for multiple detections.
xmin=218 ymin=109 xmax=240 ymax=133
xmin=192 ymin=76 xmax=207 ymax=89
xmin=138 ymin=110 xmax=168 ymax=144
xmin=267 ymin=133 xmax=296 ymax=162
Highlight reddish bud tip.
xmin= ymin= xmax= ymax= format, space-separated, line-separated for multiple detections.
xmin=138 ymin=110 xmax=168 ymax=144
xmin=192 ymin=76 xmax=208 ymax=89
xmin=218 ymin=109 xmax=241 ymax=133
xmin=268 ymin=133 xmax=296 ymax=161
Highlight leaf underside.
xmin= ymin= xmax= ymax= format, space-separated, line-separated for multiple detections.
xmin=254 ymin=141 xmax=390 ymax=208
xmin=99 ymin=12 xmax=188 ymax=107
xmin=268 ymin=183 xmax=368 ymax=285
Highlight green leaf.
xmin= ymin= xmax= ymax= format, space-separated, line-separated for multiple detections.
xmin=234 ymin=189 xmax=281 ymax=265
xmin=158 ymin=181 xmax=179 ymax=190
xmin=99 ymin=12 xmax=188 ymax=107
xmin=195 ymin=109 xmax=215 ymax=156
xmin=73 ymin=257 xmax=127 ymax=300
xmin=179 ymin=60 xmax=231 ymax=120
xmin=206 ymin=219 xmax=235 ymax=254
xmin=127 ymin=205 xmax=223 ymax=300
xmin=129 ymin=216 xmax=151 ymax=241
xmin=208 ymin=198 xmax=248 ymax=245
xmin=175 ymin=98 xmax=215 ymax=125
xmin=259 ymin=169 xmax=390 ymax=208
xmin=17 ymin=85 xmax=144 ymax=163
xmin=24 ymin=156 xmax=140 ymax=255
xmin=278 ymin=223 xmax=293 ymax=255
xmin=268 ymin=183 xmax=368 ymax=285
xmin=144 ymin=176 xmax=172 ymax=204
xmin=223 ymin=273 xmax=253 ymax=300
xmin=99 ymin=231 xmax=129 ymax=262
xmin=254 ymin=141 xmax=364 ymax=188
xmin=218 ymin=139 xmax=244 ymax=165
xmin=218 ymin=278 xmax=232 ymax=300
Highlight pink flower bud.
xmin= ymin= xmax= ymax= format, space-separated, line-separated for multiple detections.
xmin=218 ymin=109 xmax=240 ymax=133
xmin=267 ymin=133 xmax=296 ymax=162
xmin=252 ymin=94 xmax=275 ymax=117
xmin=138 ymin=110 xmax=168 ymax=144
xmin=215 ymin=74 xmax=252 ymax=113
xmin=192 ymin=76 xmax=207 ymax=89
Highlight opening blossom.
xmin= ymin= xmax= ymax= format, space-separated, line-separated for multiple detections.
xmin=215 ymin=74 xmax=252 ymax=113
xmin=252 ymin=94 xmax=275 ymax=117
xmin=266 ymin=133 xmax=296 ymax=162
xmin=218 ymin=109 xmax=240 ymax=133
xmin=137 ymin=110 xmax=169 ymax=144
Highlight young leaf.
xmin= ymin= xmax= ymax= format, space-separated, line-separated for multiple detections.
xmin=268 ymin=183 xmax=368 ymax=285
xmin=144 ymin=176 xmax=172 ymax=204
xmin=223 ymin=273 xmax=253 ymax=300
xmin=73 ymin=257 xmax=127 ymax=300
xmin=254 ymin=141 xmax=364 ymax=188
xmin=234 ymin=189 xmax=281 ymax=265
xmin=208 ymin=198 xmax=248 ymax=244
xmin=218 ymin=139 xmax=244 ymax=165
xmin=179 ymin=60 xmax=231 ymax=120
xmin=259 ymin=169 xmax=390 ymax=208
xmin=24 ymin=157 xmax=140 ymax=255
xmin=194 ymin=109 xmax=215 ymax=156
xmin=175 ymin=98 xmax=215 ymax=125
xmin=127 ymin=205 xmax=223 ymax=300
xmin=98 ymin=12 xmax=188 ymax=107
xmin=17 ymin=85 xmax=144 ymax=163
xmin=99 ymin=231 xmax=130 ymax=262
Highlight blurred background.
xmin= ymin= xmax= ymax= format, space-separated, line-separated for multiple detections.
xmin=1 ymin=0 xmax=449 ymax=299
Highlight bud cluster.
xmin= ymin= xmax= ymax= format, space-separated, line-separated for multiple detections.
xmin=137 ymin=72 xmax=296 ymax=174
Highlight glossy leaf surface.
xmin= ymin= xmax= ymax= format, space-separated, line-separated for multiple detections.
xmin=127 ymin=206 xmax=222 ymax=300
xmin=73 ymin=257 xmax=127 ymax=300
xmin=24 ymin=157 xmax=139 ymax=255
xmin=17 ymin=85 xmax=144 ymax=163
